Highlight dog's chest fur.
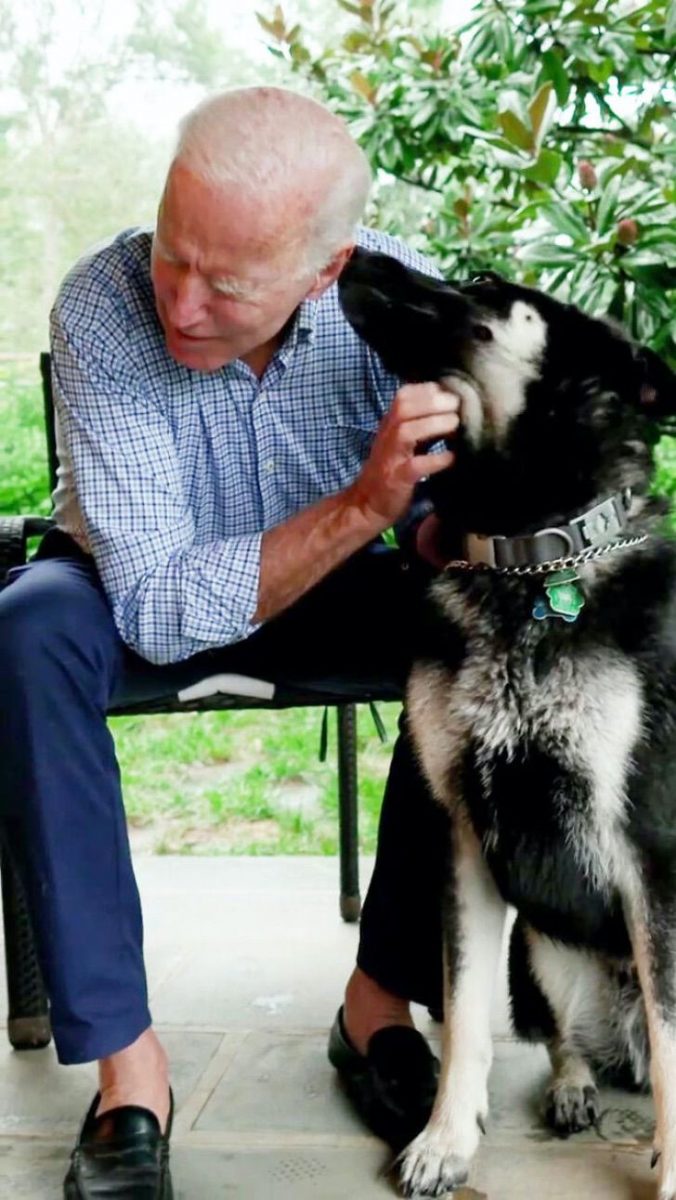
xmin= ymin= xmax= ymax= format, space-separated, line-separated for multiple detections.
xmin=408 ymin=572 xmax=644 ymax=947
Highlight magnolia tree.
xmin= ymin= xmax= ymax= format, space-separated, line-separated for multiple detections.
xmin=260 ymin=0 xmax=676 ymax=364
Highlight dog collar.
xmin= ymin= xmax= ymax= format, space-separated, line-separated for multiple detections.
xmin=461 ymin=490 xmax=634 ymax=570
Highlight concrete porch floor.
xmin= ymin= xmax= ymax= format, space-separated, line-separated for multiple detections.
xmin=0 ymin=855 xmax=658 ymax=1198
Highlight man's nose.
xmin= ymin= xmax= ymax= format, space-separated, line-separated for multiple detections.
xmin=169 ymin=270 xmax=209 ymax=327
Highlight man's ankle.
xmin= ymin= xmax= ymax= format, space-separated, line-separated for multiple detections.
xmin=96 ymin=1027 xmax=171 ymax=1133
xmin=343 ymin=966 xmax=413 ymax=1055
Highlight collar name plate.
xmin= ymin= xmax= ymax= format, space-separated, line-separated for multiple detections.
xmin=533 ymin=567 xmax=586 ymax=623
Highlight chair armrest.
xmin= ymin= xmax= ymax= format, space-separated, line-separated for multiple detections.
xmin=0 ymin=516 xmax=54 ymax=584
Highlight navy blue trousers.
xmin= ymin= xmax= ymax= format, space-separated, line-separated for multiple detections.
xmin=0 ymin=530 xmax=446 ymax=1064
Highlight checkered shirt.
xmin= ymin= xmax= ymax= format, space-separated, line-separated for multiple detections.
xmin=50 ymin=225 xmax=439 ymax=664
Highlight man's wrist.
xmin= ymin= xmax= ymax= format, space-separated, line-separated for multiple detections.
xmin=341 ymin=481 xmax=392 ymax=541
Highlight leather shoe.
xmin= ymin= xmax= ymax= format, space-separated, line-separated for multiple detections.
xmin=63 ymin=1089 xmax=174 ymax=1198
xmin=328 ymin=1006 xmax=439 ymax=1153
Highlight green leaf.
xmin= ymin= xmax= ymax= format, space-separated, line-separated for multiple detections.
xmin=521 ymin=241 xmax=577 ymax=266
xmin=523 ymin=0 xmax=560 ymax=12
xmin=523 ymin=147 xmax=562 ymax=185
xmin=289 ymin=42 xmax=310 ymax=65
xmin=588 ymin=57 xmax=615 ymax=84
xmin=256 ymin=13 xmax=285 ymax=39
xmin=640 ymin=228 xmax=676 ymax=249
xmin=543 ymin=202 xmax=590 ymax=242
xmin=562 ymin=260 xmax=594 ymax=304
xmin=350 ymin=70 xmax=377 ymax=103
xmin=498 ymin=109 xmax=533 ymax=152
xmin=409 ymin=100 xmax=438 ymax=130
xmin=624 ymin=250 xmax=676 ymax=267
xmin=343 ymin=31 xmax=370 ymax=51
xmin=463 ymin=23 xmax=495 ymax=60
xmin=336 ymin=0 xmax=366 ymax=14
xmin=580 ymin=274 xmax=619 ymax=315
xmin=623 ymin=262 xmax=676 ymax=289
xmin=492 ymin=147 xmax=533 ymax=170
xmin=667 ymin=0 xmax=676 ymax=44
xmin=596 ymin=175 xmax=622 ymax=236
xmin=494 ymin=18 xmax=515 ymax=64
xmin=540 ymin=50 xmax=571 ymax=106
xmin=528 ymin=82 xmax=556 ymax=152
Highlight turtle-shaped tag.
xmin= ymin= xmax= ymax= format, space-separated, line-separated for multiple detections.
xmin=532 ymin=568 xmax=585 ymax=623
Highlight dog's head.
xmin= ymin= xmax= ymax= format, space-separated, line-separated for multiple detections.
xmin=339 ymin=248 xmax=676 ymax=537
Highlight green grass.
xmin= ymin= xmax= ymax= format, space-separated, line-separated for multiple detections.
xmin=111 ymin=704 xmax=401 ymax=855
xmin=3 ymin=354 xmax=676 ymax=854
xmin=0 ymin=358 xmax=51 ymax=516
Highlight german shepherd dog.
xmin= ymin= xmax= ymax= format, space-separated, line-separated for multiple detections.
xmin=338 ymin=248 xmax=676 ymax=1198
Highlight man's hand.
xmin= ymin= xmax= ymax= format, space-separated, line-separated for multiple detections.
xmin=348 ymin=382 xmax=459 ymax=531
xmin=415 ymin=512 xmax=447 ymax=569
xmin=255 ymin=383 xmax=459 ymax=625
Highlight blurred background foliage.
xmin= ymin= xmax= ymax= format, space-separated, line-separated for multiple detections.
xmin=0 ymin=0 xmax=673 ymax=356
xmin=261 ymin=0 xmax=676 ymax=361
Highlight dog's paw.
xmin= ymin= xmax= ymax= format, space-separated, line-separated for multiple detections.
xmin=545 ymin=1082 xmax=600 ymax=1137
xmin=650 ymin=1137 xmax=676 ymax=1198
xmin=657 ymin=1152 xmax=676 ymax=1200
xmin=398 ymin=1136 xmax=470 ymax=1197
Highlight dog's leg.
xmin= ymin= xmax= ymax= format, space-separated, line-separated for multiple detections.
xmin=525 ymin=930 xmax=604 ymax=1137
xmin=624 ymin=893 xmax=676 ymax=1199
xmin=399 ymin=820 xmax=507 ymax=1198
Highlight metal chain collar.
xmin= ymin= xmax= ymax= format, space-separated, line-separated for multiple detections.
xmin=443 ymin=533 xmax=650 ymax=578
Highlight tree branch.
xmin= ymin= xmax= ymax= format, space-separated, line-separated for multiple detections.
xmin=391 ymin=172 xmax=444 ymax=194
xmin=550 ymin=121 xmax=657 ymax=152
xmin=590 ymin=87 xmax=635 ymax=137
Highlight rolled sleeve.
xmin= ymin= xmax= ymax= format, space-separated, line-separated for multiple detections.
xmin=114 ymin=533 xmax=263 ymax=664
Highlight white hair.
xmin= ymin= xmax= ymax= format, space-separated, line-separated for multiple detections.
xmin=171 ymin=87 xmax=372 ymax=274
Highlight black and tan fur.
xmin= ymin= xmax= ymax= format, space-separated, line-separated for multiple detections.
xmin=338 ymin=249 xmax=676 ymax=1199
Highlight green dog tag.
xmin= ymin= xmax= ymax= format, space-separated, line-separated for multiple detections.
xmin=544 ymin=568 xmax=585 ymax=620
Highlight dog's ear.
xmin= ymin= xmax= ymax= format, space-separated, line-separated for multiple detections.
xmin=636 ymin=347 xmax=676 ymax=417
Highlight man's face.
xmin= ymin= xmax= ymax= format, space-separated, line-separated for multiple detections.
xmin=151 ymin=165 xmax=318 ymax=372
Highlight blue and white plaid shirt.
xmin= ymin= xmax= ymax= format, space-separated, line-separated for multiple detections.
xmin=51 ymin=225 xmax=439 ymax=665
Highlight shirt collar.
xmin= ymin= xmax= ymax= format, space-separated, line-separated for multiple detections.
xmin=218 ymin=297 xmax=319 ymax=382
xmin=276 ymin=297 xmax=317 ymax=366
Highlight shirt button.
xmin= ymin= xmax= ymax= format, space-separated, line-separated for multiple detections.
xmin=264 ymin=459 xmax=275 ymax=473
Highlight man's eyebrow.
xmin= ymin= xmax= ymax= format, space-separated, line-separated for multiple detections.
xmin=211 ymin=275 xmax=258 ymax=299
xmin=154 ymin=235 xmax=260 ymax=299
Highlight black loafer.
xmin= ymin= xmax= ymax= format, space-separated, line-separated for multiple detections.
xmin=63 ymin=1089 xmax=174 ymax=1199
xmin=328 ymin=1007 xmax=439 ymax=1153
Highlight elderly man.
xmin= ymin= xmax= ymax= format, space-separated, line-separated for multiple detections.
xmin=0 ymin=87 xmax=459 ymax=1197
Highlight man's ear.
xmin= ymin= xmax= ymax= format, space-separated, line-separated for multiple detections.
xmin=306 ymin=244 xmax=354 ymax=300
xmin=637 ymin=346 xmax=676 ymax=417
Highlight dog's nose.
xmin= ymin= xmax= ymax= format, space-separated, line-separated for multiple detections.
xmin=340 ymin=248 xmax=395 ymax=290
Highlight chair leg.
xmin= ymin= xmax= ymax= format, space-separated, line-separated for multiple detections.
xmin=337 ymin=704 xmax=361 ymax=923
xmin=0 ymin=830 xmax=51 ymax=1049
